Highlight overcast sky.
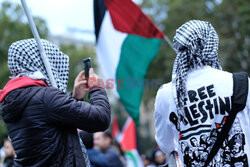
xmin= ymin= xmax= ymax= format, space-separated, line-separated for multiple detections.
xmin=1 ymin=0 xmax=142 ymax=42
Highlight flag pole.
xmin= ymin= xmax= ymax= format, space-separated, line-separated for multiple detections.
xmin=164 ymin=35 xmax=174 ymax=50
xmin=20 ymin=0 xmax=58 ymax=88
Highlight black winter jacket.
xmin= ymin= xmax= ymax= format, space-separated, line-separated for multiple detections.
xmin=0 ymin=86 xmax=111 ymax=167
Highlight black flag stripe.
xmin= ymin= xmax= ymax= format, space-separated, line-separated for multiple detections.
xmin=94 ymin=0 xmax=107 ymax=42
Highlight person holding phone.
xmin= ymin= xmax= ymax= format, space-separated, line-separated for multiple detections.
xmin=0 ymin=39 xmax=111 ymax=167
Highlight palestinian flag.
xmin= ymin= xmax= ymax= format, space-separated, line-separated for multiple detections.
xmin=94 ymin=0 xmax=164 ymax=125
xmin=119 ymin=117 xmax=143 ymax=167
xmin=111 ymin=116 xmax=120 ymax=140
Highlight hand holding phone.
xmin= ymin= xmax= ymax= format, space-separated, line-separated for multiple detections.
xmin=72 ymin=58 xmax=92 ymax=99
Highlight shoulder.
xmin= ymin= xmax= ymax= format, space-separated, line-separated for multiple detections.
xmin=247 ymin=77 xmax=250 ymax=111
xmin=106 ymin=147 xmax=118 ymax=154
xmin=154 ymin=82 xmax=176 ymax=120
xmin=38 ymin=87 xmax=71 ymax=111
xmin=188 ymin=66 xmax=233 ymax=81
xmin=25 ymin=86 xmax=62 ymax=99
xmin=155 ymin=82 xmax=173 ymax=107
xmin=43 ymin=86 xmax=65 ymax=95
xmin=104 ymin=147 xmax=123 ymax=165
xmin=21 ymin=86 xmax=51 ymax=101
xmin=156 ymin=83 xmax=172 ymax=100
xmin=248 ymin=77 xmax=250 ymax=95
xmin=105 ymin=147 xmax=120 ymax=158
xmin=206 ymin=67 xmax=233 ymax=80
xmin=42 ymin=87 xmax=69 ymax=101
xmin=88 ymin=149 xmax=105 ymax=158
xmin=213 ymin=68 xmax=233 ymax=79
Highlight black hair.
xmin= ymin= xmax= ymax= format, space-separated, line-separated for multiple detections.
xmin=103 ymin=131 xmax=112 ymax=139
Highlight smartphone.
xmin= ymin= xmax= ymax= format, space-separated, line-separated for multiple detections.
xmin=83 ymin=57 xmax=92 ymax=78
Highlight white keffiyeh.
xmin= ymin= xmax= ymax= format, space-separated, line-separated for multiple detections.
xmin=172 ymin=20 xmax=222 ymax=116
xmin=8 ymin=38 xmax=69 ymax=92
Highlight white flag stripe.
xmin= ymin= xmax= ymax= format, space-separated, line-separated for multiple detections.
xmin=96 ymin=11 xmax=127 ymax=96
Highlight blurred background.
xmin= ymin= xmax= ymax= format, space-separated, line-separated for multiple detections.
xmin=0 ymin=0 xmax=249 ymax=162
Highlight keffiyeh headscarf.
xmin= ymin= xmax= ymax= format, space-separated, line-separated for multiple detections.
xmin=172 ymin=20 xmax=222 ymax=114
xmin=8 ymin=39 xmax=69 ymax=92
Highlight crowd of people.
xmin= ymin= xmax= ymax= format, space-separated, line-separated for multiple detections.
xmin=79 ymin=130 xmax=167 ymax=167
xmin=0 ymin=132 xmax=167 ymax=167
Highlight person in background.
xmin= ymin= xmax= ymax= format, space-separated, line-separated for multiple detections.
xmin=0 ymin=39 xmax=111 ymax=167
xmin=112 ymin=140 xmax=126 ymax=166
xmin=152 ymin=149 xmax=166 ymax=167
xmin=141 ymin=153 xmax=155 ymax=167
xmin=3 ymin=138 xmax=15 ymax=167
xmin=79 ymin=131 xmax=109 ymax=167
xmin=94 ymin=131 xmax=124 ymax=167
xmin=0 ymin=141 xmax=6 ymax=167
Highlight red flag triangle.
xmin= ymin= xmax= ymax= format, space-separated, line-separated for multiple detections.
xmin=119 ymin=117 xmax=137 ymax=151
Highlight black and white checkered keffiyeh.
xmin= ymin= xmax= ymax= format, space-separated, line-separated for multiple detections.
xmin=172 ymin=20 xmax=222 ymax=114
xmin=8 ymin=39 xmax=69 ymax=92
